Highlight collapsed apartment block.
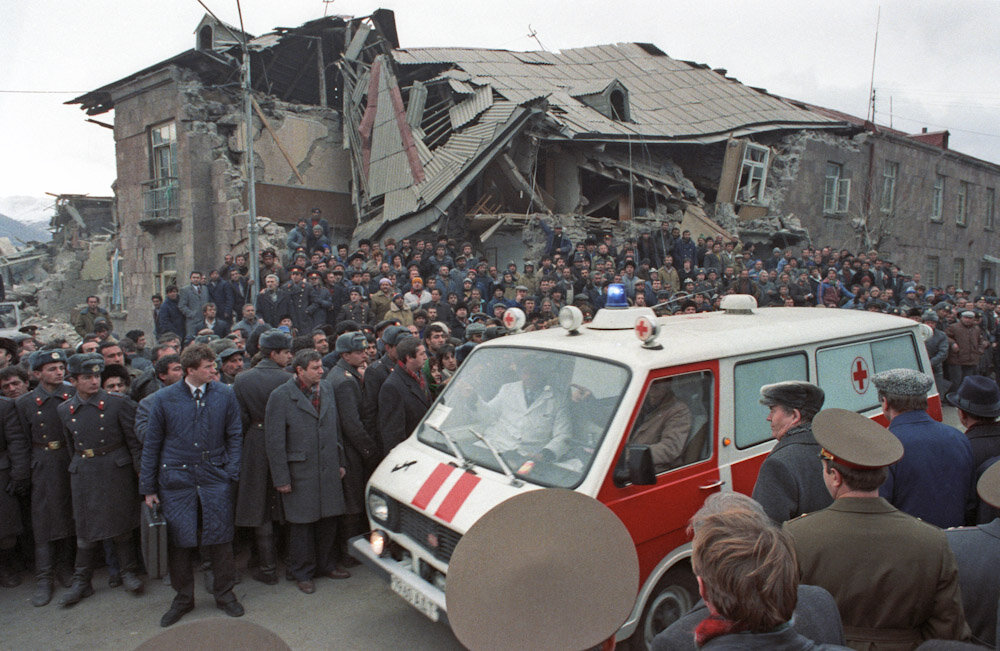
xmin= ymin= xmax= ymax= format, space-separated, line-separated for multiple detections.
xmin=68 ymin=9 xmax=1000 ymax=329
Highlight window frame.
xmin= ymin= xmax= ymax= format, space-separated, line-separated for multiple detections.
xmin=155 ymin=253 xmax=177 ymax=297
xmin=823 ymin=162 xmax=850 ymax=215
xmin=879 ymin=160 xmax=899 ymax=214
xmin=954 ymin=258 xmax=966 ymax=289
xmin=926 ymin=256 xmax=940 ymax=288
xmin=736 ymin=143 xmax=769 ymax=204
xmin=931 ymin=174 xmax=945 ymax=222
xmin=957 ymin=181 xmax=970 ymax=227
xmin=986 ymin=187 xmax=996 ymax=231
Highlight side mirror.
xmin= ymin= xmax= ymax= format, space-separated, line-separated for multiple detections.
xmin=613 ymin=444 xmax=656 ymax=487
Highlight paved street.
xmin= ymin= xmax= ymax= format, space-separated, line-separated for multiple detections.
xmin=0 ymin=563 xmax=463 ymax=649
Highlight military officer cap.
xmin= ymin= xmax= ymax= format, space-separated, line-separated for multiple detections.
xmin=67 ymin=352 xmax=105 ymax=377
xmin=759 ymin=381 xmax=825 ymax=419
xmin=335 ymin=332 xmax=367 ymax=354
xmin=258 ymin=329 xmax=292 ymax=351
xmin=977 ymin=461 xmax=1000 ymax=509
xmin=933 ymin=301 xmax=952 ymax=312
xmin=194 ymin=334 xmax=219 ymax=344
xmin=381 ymin=325 xmax=412 ymax=347
xmin=216 ymin=347 xmax=243 ymax=363
xmin=813 ymin=408 xmax=904 ymax=469
xmin=872 ymin=368 xmax=934 ymax=397
xmin=30 ymin=348 xmax=68 ymax=370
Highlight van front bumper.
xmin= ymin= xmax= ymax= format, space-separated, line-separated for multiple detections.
xmin=349 ymin=534 xmax=450 ymax=626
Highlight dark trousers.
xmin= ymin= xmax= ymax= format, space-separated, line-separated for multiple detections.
xmin=288 ymin=517 xmax=337 ymax=582
xmin=168 ymin=542 xmax=236 ymax=607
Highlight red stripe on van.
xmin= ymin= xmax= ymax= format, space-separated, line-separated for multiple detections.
xmin=434 ymin=472 xmax=481 ymax=523
xmin=411 ymin=463 xmax=453 ymax=510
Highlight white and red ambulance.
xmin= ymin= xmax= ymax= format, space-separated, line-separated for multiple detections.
xmin=351 ymin=293 xmax=939 ymax=649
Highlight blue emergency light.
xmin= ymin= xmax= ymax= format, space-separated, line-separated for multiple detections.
xmin=605 ymin=283 xmax=628 ymax=308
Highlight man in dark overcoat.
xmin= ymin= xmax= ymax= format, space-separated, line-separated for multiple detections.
xmin=139 ymin=344 xmax=244 ymax=627
xmin=265 ymin=350 xmax=347 ymax=594
xmin=256 ymin=274 xmax=291 ymax=328
xmin=785 ymin=408 xmax=971 ymax=648
xmin=361 ymin=326 xmax=412 ymax=460
xmin=751 ymin=381 xmax=831 ymax=523
xmin=946 ymin=461 xmax=1000 ymax=647
xmin=948 ymin=375 xmax=1000 ymax=492
xmin=56 ymin=353 xmax=143 ymax=606
xmin=282 ymin=268 xmax=312 ymax=333
xmin=232 ymin=330 xmax=292 ymax=585
xmin=378 ymin=336 xmax=430 ymax=454
xmin=326 ymin=332 xmax=379 ymax=570
xmin=156 ymin=285 xmax=186 ymax=340
xmin=874 ymin=368 xmax=974 ymax=528
xmin=0 ymin=394 xmax=27 ymax=587
xmin=11 ymin=349 xmax=75 ymax=606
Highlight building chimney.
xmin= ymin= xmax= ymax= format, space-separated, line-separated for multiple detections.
xmin=922 ymin=127 xmax=928 ymax=133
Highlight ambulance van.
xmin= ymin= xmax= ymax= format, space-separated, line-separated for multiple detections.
xmin=351 ymin=292 xmax=939 ymax=649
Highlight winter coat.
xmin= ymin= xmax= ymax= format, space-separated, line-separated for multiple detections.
xmin=0 ymin=398 xmax=25 ymax=540
xmin=751 ymin=423 xmax=833 ymax=523
xmin=178 ymin=284 xmax=210 ymax=338
xmin=327 ymin=359 xmax=378 ymax=513
xmin=947 ymin=321 xmax=989 ymax=366
xmin=378 ymin=363 xmax=430 ymax=453
xmin=256 ymin=289 xmax=292 ymax=328
xmin=156 ymin=297 xmax=186 ymax=339
xmin=264 ymin=378 xmax=346 ymax=524
xmin=138 ymin=380 xmax=242 ymax=547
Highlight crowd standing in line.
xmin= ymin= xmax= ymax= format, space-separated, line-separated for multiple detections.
xmin=0 ymin=210 xmax=996 ymax=648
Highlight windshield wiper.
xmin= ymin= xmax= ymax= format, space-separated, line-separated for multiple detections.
xmin=425 ymin=422 xmax=472 ymax=470
xmin=469 ymin=428 xmax=522 ymax=487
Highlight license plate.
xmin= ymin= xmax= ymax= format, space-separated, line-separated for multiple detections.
xmin=390 ymin=574 xmax=440 ymax=622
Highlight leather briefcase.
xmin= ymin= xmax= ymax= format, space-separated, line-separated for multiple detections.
xmin=140 ymin=502 xmax=169 ymax=579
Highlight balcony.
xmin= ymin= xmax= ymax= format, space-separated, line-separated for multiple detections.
xmin=140 ymin=177 xmax=180 ymax=229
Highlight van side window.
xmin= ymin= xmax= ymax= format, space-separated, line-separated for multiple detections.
xmin=624 ymin=371 xmax=713 ymax=473
xmin=734 ymin=354 xmax=808 ymax=449
xmin=817 ymin=334 xmax=922 ymax=413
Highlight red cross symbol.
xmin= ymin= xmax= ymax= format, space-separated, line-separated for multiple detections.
xmin=503 ymin=311 xmax=516 ymax=327
xmin=635 ymin=319 xmax=651 ymax=339
xmin=851 ymin=357 xmax=869 ymax=394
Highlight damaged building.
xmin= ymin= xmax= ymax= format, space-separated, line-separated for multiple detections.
xmin=69 ymin=9 xmax=1000 ymax=329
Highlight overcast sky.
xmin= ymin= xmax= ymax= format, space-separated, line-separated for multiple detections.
xmin=2 ymin=0 xmax=998 ymax=202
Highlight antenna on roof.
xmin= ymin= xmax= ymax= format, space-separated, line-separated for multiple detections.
xmin=527 ymin=25 xmax=548 ymax=51
xmin=866 ymin=6 xmax=880 ymax=125
xmin=322 ymin=0 xmax=335 ymax=17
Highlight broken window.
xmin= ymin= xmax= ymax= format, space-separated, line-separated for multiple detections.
xmin=610 ymin=90 xmax=628 ymax=121
xmin=931 ymin=175 xmax=945 ymax=222
xmin=879 ymin=160 xmax=898 ymax=214
xmin=143 ymin=122 xmax=179 ymax=221
xmin=155 ymin=253 xmax=177 ymax=297
xmin=823 ymin=163 xmax=850 ymax=214
xmin=957 ymin=181 xmax=970 ymax=227
xmin=736 ymin=143 xmax=768 ymax=203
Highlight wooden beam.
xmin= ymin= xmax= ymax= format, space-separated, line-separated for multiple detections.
xmin=250 ymin=96 xmax=306 ymax=185
xmin=498 ymin=154 xmax=554 ymax=213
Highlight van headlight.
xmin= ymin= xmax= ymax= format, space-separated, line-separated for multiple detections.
xmin=369 ymin=492 xmax=390 ymax=522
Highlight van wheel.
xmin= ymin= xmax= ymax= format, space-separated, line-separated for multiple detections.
xmin=636 ymin=568 xmax=697 ymax=650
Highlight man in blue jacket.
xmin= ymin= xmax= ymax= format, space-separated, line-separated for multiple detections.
xmin=139 ymin=344 xmax=244 ymax=627
xmin=156 ymin=285 xmax=186 ymax=341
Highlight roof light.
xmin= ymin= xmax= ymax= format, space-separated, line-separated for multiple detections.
xmin=502 ymin=307 xmax=526 ymax=333
xmin=605 ymin=283 xmax=628 ymax=308
xmin=558 ymin=305 xmax=584 ymax=334
xmin=720 ymin=294 xmax=757 ymax=314
xmin=634 ymin=315 xmax=661 ymax=349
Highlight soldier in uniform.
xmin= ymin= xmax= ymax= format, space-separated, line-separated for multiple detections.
xmin=11 ymin=349 xmax=75 ymax=606
xmin=0 ymin=393 xmax=27 ymax=587
xmin=785 ymin=408 xmax=971 ymax=648
xmin=326 ymin=332 xmax=379 ymax=571
xmin=232 ymin=330 xmax=292 ymax=585
xmin=56 ymin=353 xmax=143 ymax=606
xmin=752 ymin=381 xmax=831 ymax=523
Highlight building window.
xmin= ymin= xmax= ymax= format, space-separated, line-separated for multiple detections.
xmin=926 ymin=256 xmax=939 ymax=287
xmin=736 ymin=143 xmax=769 ymax=203
xmin=155 ymin=253 xmax=177 ymax=297
xmin=980 ymin=265 xmax=995 ymax=293
xmin=957 ymin=181 xmax=970 ymax=227
xmin=931 ymin=175 xmax=945 ymax=222
xmin=987 ymin=188 xmax=996 ymax=231
xmin=879 ymin=161 xmax=898 ymax=214
xmin=823 ymin=162 xmax=850 ymax=214
xmin=143 ymin=121 xmax=179 ymax=221
xmin=954 ymin=258 xmax=966 ymax=289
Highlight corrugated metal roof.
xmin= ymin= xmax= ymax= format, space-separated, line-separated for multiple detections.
xmin=392 ymin=42 xmax=838 ymax=141
xmin=449 ymin=84 xmax=494 ymax=130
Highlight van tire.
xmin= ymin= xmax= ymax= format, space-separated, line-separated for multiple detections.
xmin=635 ymin=567 xmax=697 ymax=650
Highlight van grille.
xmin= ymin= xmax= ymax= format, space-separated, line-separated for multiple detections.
xmin=395 ymin=500 xmax=462 ymax=563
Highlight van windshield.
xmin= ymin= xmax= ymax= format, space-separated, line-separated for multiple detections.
xmin=416 ymin=346 xmax=630 ymax=488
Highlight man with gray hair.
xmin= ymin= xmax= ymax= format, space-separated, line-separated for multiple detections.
xmin=874 ymin=368 xmax=974 ymax=528
xmin=752 ymin=381 xmax=831 ymax=523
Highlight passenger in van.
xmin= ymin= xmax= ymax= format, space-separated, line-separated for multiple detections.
xmin=752 ymin=381 xmax=831 ymax=523
xmin=629 ymin=380 xmax=692 ymax=472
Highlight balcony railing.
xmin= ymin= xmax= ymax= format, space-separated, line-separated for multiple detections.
xmin=141 ymin=177 xmax=179 ymax=223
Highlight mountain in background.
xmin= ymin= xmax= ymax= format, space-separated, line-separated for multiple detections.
xmin=0 ymin=196 xmax=53 ymax=244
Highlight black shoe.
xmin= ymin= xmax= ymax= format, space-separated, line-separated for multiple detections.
xmin=160 ymin=602 xmax=194 ymax=627
xmin=58 ymin=580 xmax=94 ymax=607
xmin=31 ymin=578 xmax=53 ymax=607
xmin=252 ymin=568 xmax=278 ymax=585
xmin=216 ymin=599 xmax=244 ymax=617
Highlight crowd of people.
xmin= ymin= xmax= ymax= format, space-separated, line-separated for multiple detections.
xmin=0 ymin=210 xmax=997 ymax=646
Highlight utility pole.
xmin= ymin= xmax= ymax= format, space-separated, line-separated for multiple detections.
xmin=237 ymin=1 xmax=259 ymax=291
